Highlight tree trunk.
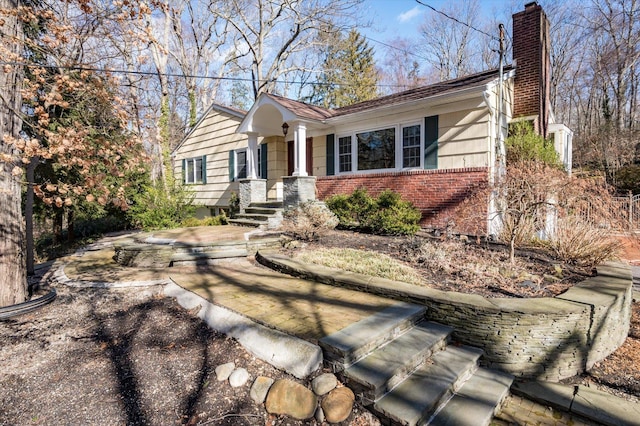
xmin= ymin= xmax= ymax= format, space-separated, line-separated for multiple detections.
xmin=0 ymin=0 xmax=27 ymax=307
xmin=53 ymin=209 xmax=63 ymax=243
xmin=67 ymin=209 xmax=74 ymax=242
xmin=25 ymin=158 xmax=37 ymax=277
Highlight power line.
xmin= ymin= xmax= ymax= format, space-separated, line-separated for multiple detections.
xmin=0 ymin=60 xmax=424 ymax=90
xmin=414 ymin=0 xmax=499 ymax=41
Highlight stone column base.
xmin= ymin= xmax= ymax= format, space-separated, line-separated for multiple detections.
xmin=283 ymin=176 xmax=317 ymax=209
xmin=239 ymin=179 xmax=267 ymax=213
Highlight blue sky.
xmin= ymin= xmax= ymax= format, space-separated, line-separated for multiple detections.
xmin=360 ymin=0 xmax=518 ymax=44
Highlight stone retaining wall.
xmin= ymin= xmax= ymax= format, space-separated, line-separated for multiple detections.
xmin=257 ymin=252 xmax=633 ymax=381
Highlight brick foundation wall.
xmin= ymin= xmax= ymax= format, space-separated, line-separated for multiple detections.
xmin=316 ymin=168 xmax=489 ymax=233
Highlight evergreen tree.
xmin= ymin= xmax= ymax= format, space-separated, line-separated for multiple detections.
xmin=308 ymin=29 xmax=379 ymax=108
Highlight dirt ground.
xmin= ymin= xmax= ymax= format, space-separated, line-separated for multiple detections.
xmin=0 ymin=282 xmax=378 ymax=426
xmin=1 ymin=229 xmax=638 ymax=425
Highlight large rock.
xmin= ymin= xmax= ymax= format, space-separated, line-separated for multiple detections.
xmin=215 ymin=362 xmax=235 ymax=381
xmin=229 ymin=368 xmax=249 ymax=388
xmin=265 ymin=379 xmax=318 ymax=420
xmin=321 ymin=386 xmax=355 ymax=423
xmin=311 ymin=373 xmax=337 ymax=396
xmin=250 ymin=376 xmax=274 ymax=404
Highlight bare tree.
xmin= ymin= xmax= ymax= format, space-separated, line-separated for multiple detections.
xmin=379 ymin=37 xmax=428 ymax=93
xmin=168 ymin=0 xmax=238 ymax=126
xmin=417 ymin=0 xmax=484 ymax=81
xmin=210 ymin=0 xmax=363 ymax=99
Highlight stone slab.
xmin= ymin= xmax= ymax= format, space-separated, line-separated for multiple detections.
xmin=163 ymin=281 xmax=322 ymax=379
xmin=428 ymin=367 xmax=513 ymax=426
xmin=319 ymin=302 xmax=426 ymax=366
xmin=512 ymin=381 xmax=640 ymax=426
xmin=345 ymin=321 xmax=452 ymax=398
xmin=374 ymin=345 xmax=483 ymax=426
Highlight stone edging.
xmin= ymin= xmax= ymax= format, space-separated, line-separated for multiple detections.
xmin=49 ymin=259 xmax=322 ymax=380
xmin=256 ymin=251 xmax=634 ymax=381
xmin=164 ymin=281 xmax=322 ymax=379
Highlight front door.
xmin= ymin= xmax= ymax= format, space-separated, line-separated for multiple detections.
xmin=287 ymin=137 xmax=313 ymax=176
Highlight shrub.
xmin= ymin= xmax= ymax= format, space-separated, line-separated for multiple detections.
xmin=229 ymin=192 xmax=240 ymax=218
xmin=364 ymin=190 xmax=421 ymax=235
xmin=180 ymin=212 xmax=228 ymax=228
xmin=128 ymin=181 xmax=195 ymax=230
xmin=281 ymin=201 xmax=339 ymax=241
xmin=326 ymin=188 xmax=421 ymax=235
xmin=507 ymin=121 xmax=561 ymax=167
xmin=325 ymin=188 xmax=375 ymax=228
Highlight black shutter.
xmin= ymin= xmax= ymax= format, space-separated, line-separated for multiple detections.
xmin=326 ymin=133 xmax=335 ymax=176
xmin=201 ymin=155 xmax=207 ymax=184
xmin=228 ymin=150 xmax=235 ymax=182
xmin=260 ymin=144 xmax=268 ymax=179
xmin=424 ymin=116 xmax=438 ymax=169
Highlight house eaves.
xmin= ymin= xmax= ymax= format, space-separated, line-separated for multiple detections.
xmin=325 ymin=67 xmax=511 ymax=124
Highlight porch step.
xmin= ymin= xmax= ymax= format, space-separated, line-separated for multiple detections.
xmin=319 ymin=302 xmax=513 ymax=426
xmin=230 ymin=201 xmax=284 ymax=228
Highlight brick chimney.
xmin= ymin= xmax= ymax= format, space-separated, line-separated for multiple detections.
xmin=512 ymin=1 xmax=551 ymax=138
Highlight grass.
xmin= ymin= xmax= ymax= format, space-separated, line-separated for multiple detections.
xmin=297 ymin=247 xmax=424 ymax=285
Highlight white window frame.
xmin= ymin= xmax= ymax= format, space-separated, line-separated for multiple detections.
xmin=401 ymin=122 xmax=423 ymax=170
xmin=234 ymin=147 xmax=263 ymax=180
xmin=184 ymin=156 xmax=204 ymax=184
xmin=335 ymin=122 xmax=425 ymax=174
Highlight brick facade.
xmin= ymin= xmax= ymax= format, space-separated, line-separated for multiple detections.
xmin=316 ymin=168 xmax=489 ymax=232
xmin=513 ymin=1 xmax=551 ymax=137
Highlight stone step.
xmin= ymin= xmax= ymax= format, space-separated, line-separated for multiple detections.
xmin=235 ymin=213 xmax=273 ymax=222
xmin=373 ymin=345 xmax=483 ymax=426
xmin=245 ymin=207 xmax=284 ymax=215
xmin=319 ymin=302 xmax=426 ymax=371
xmin=250 ymin=201 xmax=284 ymax=209
xmin=427 ymin=368 xmax=513 ymax=426
xmin=344 ymin=321 xmax=452 ymax=403
xmin=170 ymin=249 xmax=248 ymax=266
xmin=228 ymin=218 xmax=265 ymax=227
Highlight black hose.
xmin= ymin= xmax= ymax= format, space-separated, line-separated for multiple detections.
xmin=0 ymin=289 xmax=57 ymax=320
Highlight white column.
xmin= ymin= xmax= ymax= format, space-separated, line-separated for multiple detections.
xmin=292 ymin=123 xmax=307 ymax=177
xmin=247 ymin=132 xmax=259 ymax=179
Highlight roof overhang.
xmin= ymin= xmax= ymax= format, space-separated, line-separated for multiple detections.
xmin=326 ymin=81 xmax=499 ymax=125
xmin=238 ymin=93 xmax=326 ymax=136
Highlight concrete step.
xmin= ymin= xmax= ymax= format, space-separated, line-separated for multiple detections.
xmin=373 ymin=345 xmax=483 ymax=426
xmin=344 ymin=321 xmax=452 ymax=403
xmin=319 ymin=302 xmax=427 ymax=371
xmin=427 ymin=368 xmax=513 ymax=426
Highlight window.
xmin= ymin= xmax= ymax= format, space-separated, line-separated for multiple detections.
xmin=229 ymin=146 xmax=267 ymax=181
xmin=338 ymin=136 xmax=352 ymax=172
xmin=357 ymin=128 xmax=395 ymax=171
xmin=183 ymin=156 xmax=206 ymax=184
xmin=402 ymin=124 xmax=421 ymax=168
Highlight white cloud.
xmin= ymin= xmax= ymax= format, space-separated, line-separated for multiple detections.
xmin=397 ymin=6 xmax=422 ymax=23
